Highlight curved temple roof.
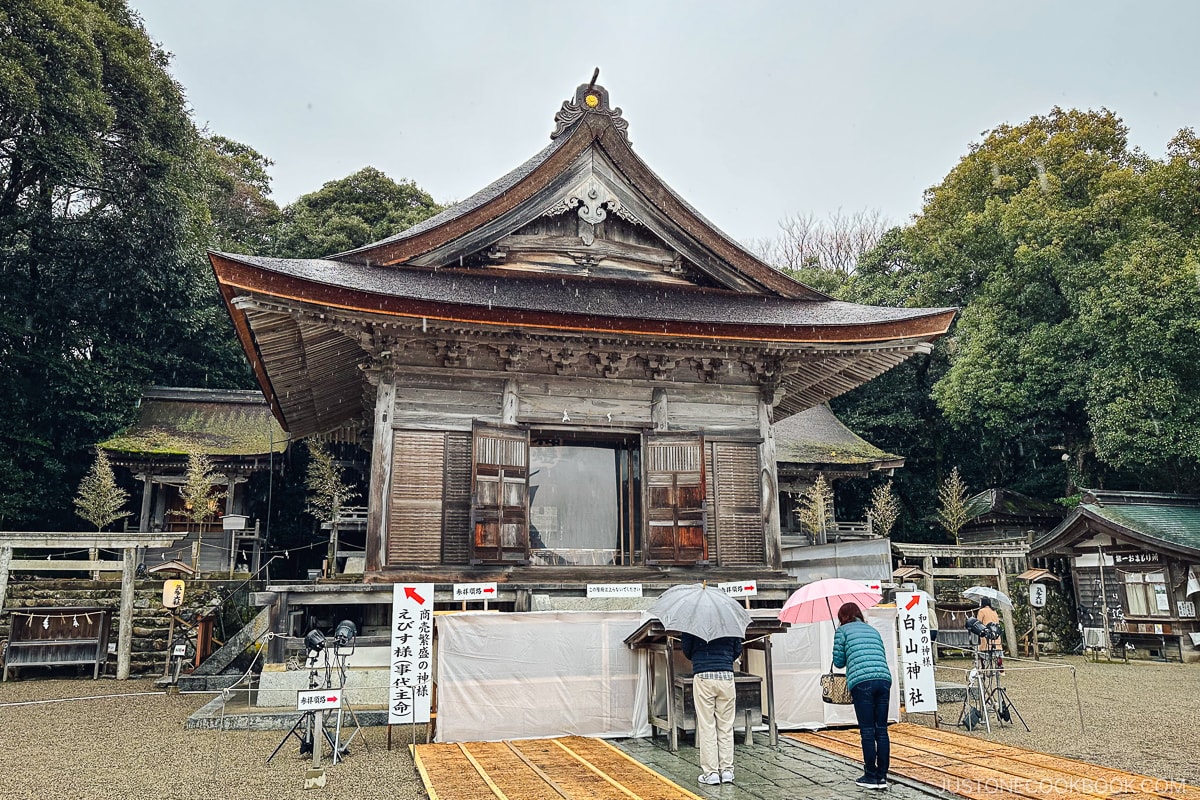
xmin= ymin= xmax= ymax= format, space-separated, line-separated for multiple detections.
xmin=211 ymin=251 xmax=954 ymax=344
xmin=773 ymin=404 xmax=903 ymax=470
xmin=210 ymin=78 xmax=956 ymax=437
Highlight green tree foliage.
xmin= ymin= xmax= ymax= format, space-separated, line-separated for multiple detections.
xmin=73 ymin=450 xmax=130 ymax=531
xmin=834 ymin=108 xmax=1200 ymax=539
xmin=273 ymin=167 xmax=443 ymax=258
xmin=200 ymin=133 xmax=280 ymax=254
xmin=0 ymin=1 xmax=255 ymax=529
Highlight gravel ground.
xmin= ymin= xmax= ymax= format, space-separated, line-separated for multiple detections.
xmin=921 ymin=654 xmax=1200 ymax=787
xmin=0 ymin=678 xmax=428 ymax=800
xmin=1 ymin=655 xmax=1195 ymax=799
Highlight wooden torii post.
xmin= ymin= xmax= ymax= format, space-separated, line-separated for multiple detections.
xmin=891 ymin=542 xmax=1030 ymax=657
xmin=0 ymin=531 xmax=182 ymax=679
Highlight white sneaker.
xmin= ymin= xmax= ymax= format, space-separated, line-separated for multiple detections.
xmin=720 ymin=768 xmax=735 ymax=784
xmin=698 ymin=772 xmax=721 ymax=785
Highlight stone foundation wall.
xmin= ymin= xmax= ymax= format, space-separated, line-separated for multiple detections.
xmin=1 ymin=578 xmax=249 ymax=677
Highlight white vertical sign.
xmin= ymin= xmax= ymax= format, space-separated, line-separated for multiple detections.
xmin=896 ymin=591 xmax=938 ymax=714
xmin=389 ymin=583 xmax=434 ymax=725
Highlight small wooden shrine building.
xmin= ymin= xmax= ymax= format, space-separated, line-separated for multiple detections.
xmin=1031 ymin=490 xmax=1200 ymax=662
xmin=210 ymin=79 xmax=954 ymax=596
xmin=959 ymin=488 xmax=1063 ymax=545
xmin=774 ymin=403 xmax=903 ymax=543
xmin=98 ymin=386 xmax=285 ymax=573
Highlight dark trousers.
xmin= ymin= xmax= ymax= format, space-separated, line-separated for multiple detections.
xmin=850 ymin=679 xmax=891 ymax=780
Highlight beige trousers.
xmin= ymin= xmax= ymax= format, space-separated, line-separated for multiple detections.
xmin=693 ymin=675 xmax=736 ymax=775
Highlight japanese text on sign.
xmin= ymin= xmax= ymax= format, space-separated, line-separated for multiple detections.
xmin=896 ymin=592 xmax=938 ymax=714
xmin=162 ymin=580 xmax=185 ymax=609
xmin=453 ymin=582 xmax=497 ymax=601
xmin=718 ymin=581 xmax=758 ymax=598
xmin=586 ymin=583 xmax=643 ymax=599
xmin=389 ymin=583 xmax=433 ymax=725
xmin=1112 ymin=551 xmax=1160 ymax=565
xmin=297 ymin=689 xmax=342 ymax=711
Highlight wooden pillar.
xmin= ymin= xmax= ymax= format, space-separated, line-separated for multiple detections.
xmin=138 ymin=474 xmax=153 ymax=532
xmin=758 ymin=397 xmax=781 ymax=570
xmin=0 ymin=545 xmax=12 ymax=615
xmin=996 ymin=557 xmax=1018 ymax=657
xmin=365 ymin=369 xmax=397 ymax=572
xmin=117 ymin=547 xmax=136 ymax=679
xmin=267 ymin=590 xmax=289 ymax=664
xmin=1029 ymin=597 xmax=1041 ymax=661
xmin=922 ymin=556 xmax=936 ymax=597
xmin=135 ymin=475 xmax=154 ymax=569
xmin=502 ymin=378 xmax=519 ymax=425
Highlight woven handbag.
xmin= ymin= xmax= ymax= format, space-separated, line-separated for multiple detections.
xmin=820 ymin=667 xmax=853 ymax=704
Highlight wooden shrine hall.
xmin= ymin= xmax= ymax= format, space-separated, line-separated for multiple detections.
xmin=210 ymin=77 xmax=955 ymax=595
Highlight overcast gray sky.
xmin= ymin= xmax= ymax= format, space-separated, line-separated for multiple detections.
xmin=130 ymin=1 xmax=1200 ymax=243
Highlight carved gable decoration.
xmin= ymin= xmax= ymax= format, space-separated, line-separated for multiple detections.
xmin=332 ymin=73 xmax=823 ymax=299
xmin=542 ymin=172 xmax=640 ymax=241
xmin=450 ymin=151 xmax=709 ymax=285
xmin=551 ymin=81 xmax=630 ymax=144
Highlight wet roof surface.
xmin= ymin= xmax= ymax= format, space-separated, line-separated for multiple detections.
xmin=221 ymin=252 xmax=952 ymax=328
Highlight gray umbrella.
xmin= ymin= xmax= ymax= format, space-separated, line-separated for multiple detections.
xmin=648 ymin=583 xmax=751 ymax=641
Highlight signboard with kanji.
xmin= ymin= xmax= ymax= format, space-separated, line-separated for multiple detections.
xmin=1112 ymin=551 xmax=1160 ymax=565
xmin=586 ymin=583 xmax=642 ymax=599
xmin=718 ymin=580 xmax=757 ymax=598
xmin=297 ymin=688 xmax=342 ymax=711
xmin=896 ymin=591 xmax=938 ymax=714
xmin=453 ymin=582 xmax=497 ymax=602
xmin=1029 ymin=583 xmax=1047 ymax=608
xmin=389 ymin=583 xmax=434 ymax=725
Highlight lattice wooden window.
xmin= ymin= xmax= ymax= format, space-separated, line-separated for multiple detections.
xmin=441 ymin=432 xmax=472 ymax=565
xmin=387 ymin=431 xmax=445 ymax=565
xmin=644 ymin=434 xmax=707 ymax=565
xmin=709 ymin=441 xmax=763 ymax=566
xmin=470 ymin=422 xmax=530 ymax=564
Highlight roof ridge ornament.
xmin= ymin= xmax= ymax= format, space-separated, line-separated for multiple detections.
xmin=550 ymin=69 xmax=630 ymax=143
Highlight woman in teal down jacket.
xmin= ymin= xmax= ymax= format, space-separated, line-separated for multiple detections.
xmin=832 ymin=602 xmax=892 ymax=790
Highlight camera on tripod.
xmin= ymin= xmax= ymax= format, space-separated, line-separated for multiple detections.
xmin=965 ymin=616 xmax=1001 ymax=641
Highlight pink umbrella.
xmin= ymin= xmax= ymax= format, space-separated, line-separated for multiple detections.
xmin=778 ymin=578 xmax=883 ymax=625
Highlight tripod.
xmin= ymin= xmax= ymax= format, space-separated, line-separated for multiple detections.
xmin=328 ymin=641 xmax=369 ymax=764
xmin=961 ymin=646 xmax=1029 ymax=732
xmin=266 ymin=649 xmax=348 ymax=764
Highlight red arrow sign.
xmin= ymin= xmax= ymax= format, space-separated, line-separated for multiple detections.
xmin=483 ymin=587 xmax=495 ymax=594
xmin=327 ymin=696 xmax=338 ymax=702
xmin=905 ymin=595 xmax=921 ymax=610
xmin=744 ymin=585 xmax=754 ymax=591
xmin=404 ymin=586 xmax=426 ymax=604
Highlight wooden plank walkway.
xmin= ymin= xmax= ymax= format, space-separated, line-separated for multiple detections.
xmin=416 ymin=732 xmax=964 ymax=800
xmin=413 ymin=737 xmax=707 ymax=800
xmin=792 ymin=723 xmax=1200 ymax=800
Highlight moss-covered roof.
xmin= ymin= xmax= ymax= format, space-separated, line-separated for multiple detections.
xmin=773 ymin=404 xmax=902 ymax=468
xmin=98 ymin=387 xmax=288 ymax=457
xmin=963 ymin=489 xmax=1062 ymax=522
xmin=1031 ymin=490 xmax=1200 ymax=560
